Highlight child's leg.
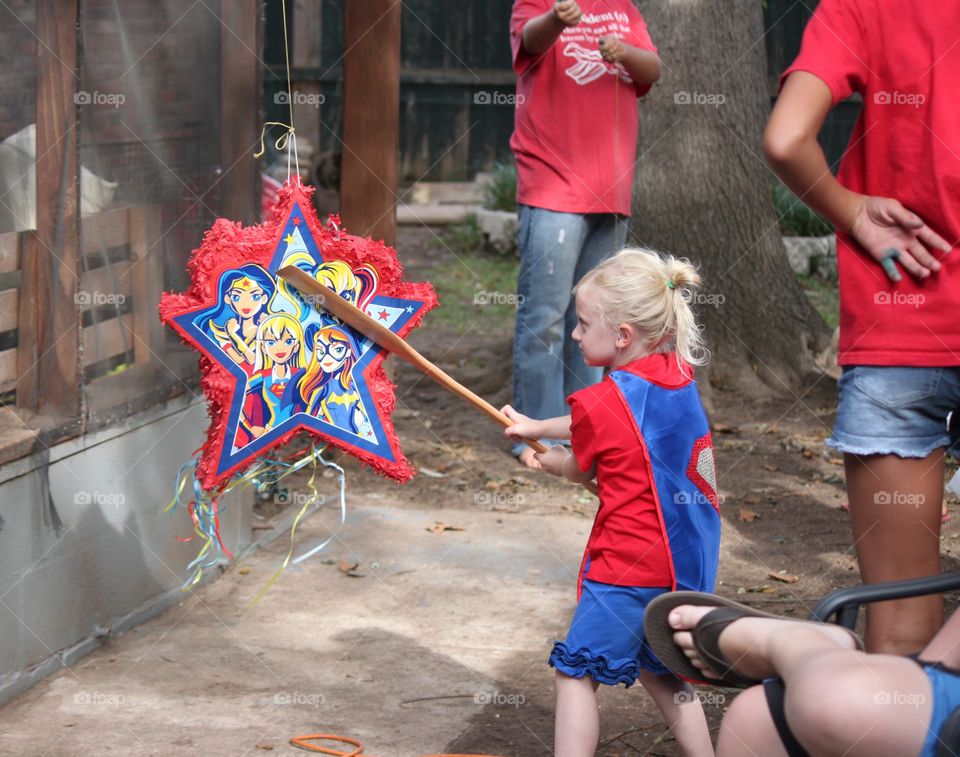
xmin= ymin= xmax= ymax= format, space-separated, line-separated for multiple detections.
xmin=554 ymin=671 xmax=599 ymax=757
xmin=637 ymin=670 xmax=714 ymax=757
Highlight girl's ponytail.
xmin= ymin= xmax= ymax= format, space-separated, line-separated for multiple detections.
xmin=663 ymin=257 xmax=708 ymax=369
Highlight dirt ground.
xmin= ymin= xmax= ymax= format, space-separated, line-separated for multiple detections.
xmin=1 ymin=227 xmax=958 ymax=756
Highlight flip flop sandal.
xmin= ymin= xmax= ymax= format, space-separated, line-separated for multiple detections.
xmin=644 ymin=591 xmax=862 ymax=689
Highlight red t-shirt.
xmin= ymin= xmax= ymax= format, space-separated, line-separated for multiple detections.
xmin=567 ymin=353 xmax=691 ymax=588
xmin=782 ymin=0 xmax=960 ymax=366
xmin=510 ymin=0 xmax=657 ymax=215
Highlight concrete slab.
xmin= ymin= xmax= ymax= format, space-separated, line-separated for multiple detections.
xmin=0 ymin=499 xmax=629 ymax=757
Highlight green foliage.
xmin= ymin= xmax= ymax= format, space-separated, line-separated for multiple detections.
xmin=773 ymin=182 xmax=833 ymax=237
xmin=484 ymin=162 xmax=518 ymax=213
xmin=796 ymin=273 xmax=839 ymax=329
xmin=441 ymin=211 xmax=517 ymax=259
xmin=430 ymin=219 xmax=522 ymax=334
xmin=438 ymin=215 xmax=485 ymax=258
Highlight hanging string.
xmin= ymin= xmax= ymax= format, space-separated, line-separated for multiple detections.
xmin=292 ymin=451 xmax=346 ymax=565
xmin=253 ymin=0 xmax=300 ymax=183
xmin=167 ymin=442 xmax=344 ymax=590
xmin=245 ymin=445 xmax=347 ymax=607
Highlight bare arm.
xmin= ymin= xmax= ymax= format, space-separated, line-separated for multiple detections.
xmin=599 ymin=36 xmax=661 ymax=86
xmin=764 ymin=71 xmax=949 ymax=280
xmin=764 ymin=72 xmax=860 ymax=232
xmin=537 ymin=446 xmax=596 ymax=484
xmin=521 ymin=0 xmax=581 ymax=55
xmin=501 ymin=405 xmax=572 ymax=441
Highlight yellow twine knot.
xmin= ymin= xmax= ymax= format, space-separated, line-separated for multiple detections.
xmin=254 ymin=121 xmax=295 ymax=159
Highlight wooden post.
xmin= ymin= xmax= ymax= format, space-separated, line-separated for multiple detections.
xmin=341 ymin=0 xmax=401 ymax=245
xmin=18 ymin=0 xmax=81 ymax=419
xmin=293 ymin=0 xmax=323 ymax=163
xmin=220 ymin=0 xmax=261 ymax=225
xmin=129 ymin=206 xmax=166 ymax=365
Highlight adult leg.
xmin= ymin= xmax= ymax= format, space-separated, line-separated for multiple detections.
xmin=669 ymin=607 xmax=932 ymax=757
xmin=637 ymin=670 xmax=714 ymax=757
xmin=513 ymin=206 xmax=589 ymax=454
xmin=917 ymin=605 xmax=960 ymax=667
xmin=846 ymin=450 xmax=945 ymax=654
xmin=554 ymin=672 xmax=599 ymax=757
xmin=562 ymin=213 xmax=627 ymax=397
xmin=716 ymin=615 xmax=960 ymax=757
xmin=716 ymin=686 xmax=787 ymax=757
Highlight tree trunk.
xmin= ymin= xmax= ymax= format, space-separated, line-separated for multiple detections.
xmin=631 ymin=0 xmax=830 ymax=393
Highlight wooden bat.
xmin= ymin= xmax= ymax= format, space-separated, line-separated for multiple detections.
xmin=279 ymin=265 xmax=546 ymax=451
xmin=278 ymin=266 xmax=598 ymax=495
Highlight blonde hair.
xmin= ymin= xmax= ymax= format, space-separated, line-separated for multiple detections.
xmin=253 ymin=314 xmax=307 ymax=372
xmin=574 ymin=247 xmax=708 ymax=369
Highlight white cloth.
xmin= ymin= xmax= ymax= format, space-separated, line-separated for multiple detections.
xmin=0 ymin=124 xmax=117 ymax=233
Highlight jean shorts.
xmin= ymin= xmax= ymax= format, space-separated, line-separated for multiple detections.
xmin=920 ymin=662 xmax=960 ymax=757
xmin=829 ymin=366 xmax=960 ymax=459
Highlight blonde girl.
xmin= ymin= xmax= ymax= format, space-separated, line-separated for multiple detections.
xmin=279 ymin=254 xmax=379 ymax=321
xmin=504 ymin=248 xmax=721 ymax=757
xmin=243 ymin=314 xmax=307 ymax=438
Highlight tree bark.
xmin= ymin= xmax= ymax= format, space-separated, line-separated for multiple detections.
xmin=631 ymin=0 xmax=830 ymax=393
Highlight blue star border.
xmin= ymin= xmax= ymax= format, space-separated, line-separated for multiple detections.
xmin=172 ymin=199 xmax=429 ymax=481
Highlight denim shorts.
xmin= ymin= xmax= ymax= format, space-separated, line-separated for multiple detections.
xmin=920 ymin=662 xmax=960 ymax=757
xmin=829 ymin=366 xmax=960 ymax=459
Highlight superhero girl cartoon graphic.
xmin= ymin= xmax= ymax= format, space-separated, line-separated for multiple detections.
xmin=238 ymin=314 xmax=307 ymax=444
xmin=290 ymin=324 xmax=372 ymax=437
xmin=201 ymin=264 xmax=276 ymax=375
xmin=279 ymin=253 xmax=379 ymax=324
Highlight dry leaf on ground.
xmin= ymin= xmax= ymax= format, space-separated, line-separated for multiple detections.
xmin=427 ymin=522 xmax=466 ymax=534
xmin=768 ymin=570 xmax=799 ymax=583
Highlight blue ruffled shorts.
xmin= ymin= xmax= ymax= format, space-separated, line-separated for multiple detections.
xmin=549 ymin=578 xmax=671 ymax=687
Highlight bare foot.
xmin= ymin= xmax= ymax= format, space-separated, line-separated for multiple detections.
xmin=517 ymin=447 xmax=543 ymax=470
xmin=667 ymin=605 xmax=859 ymax=682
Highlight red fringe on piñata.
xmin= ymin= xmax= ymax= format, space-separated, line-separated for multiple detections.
xmin=158 ymin=181 xmax=437 ymax=492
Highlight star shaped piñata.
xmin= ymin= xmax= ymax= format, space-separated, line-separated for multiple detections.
xmin=159 ymin=182 xmax=436 ymax=490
